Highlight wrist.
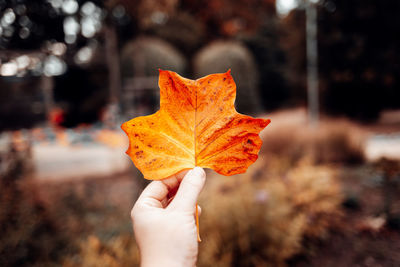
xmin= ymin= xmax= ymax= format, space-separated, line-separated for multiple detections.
xmin=141 ymin=256 xmax=186 ymax=267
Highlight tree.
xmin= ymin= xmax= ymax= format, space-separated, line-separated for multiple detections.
xmin=282 ymin=0 xmax=400 ymax=121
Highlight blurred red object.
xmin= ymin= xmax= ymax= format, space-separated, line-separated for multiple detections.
xmin=49 ymin=108 xmax=65 ymax=127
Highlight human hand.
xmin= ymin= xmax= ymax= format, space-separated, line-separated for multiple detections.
xmin=131 ymin=167 xmax=206 ymax=267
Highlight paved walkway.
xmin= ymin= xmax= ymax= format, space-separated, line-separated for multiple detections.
xmin=32 ymin=143 xmax=130 ymax=180
xmin=365 ymin=133 xmax=400 ymax=161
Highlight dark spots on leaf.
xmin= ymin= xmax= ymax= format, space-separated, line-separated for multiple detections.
xmin=207 ymin=80 xmax=210 ymax=84
xmin=247 ymin=139 xmax=254 ymax=145
xmin=223 ymin=77 xmax=226 ymax=81
xmin=134 ymin=145 xmax=139 ymax=149
xmin=147 ymin=144 xmax=152 ymax=148
xmin=135 ymin=151 xmax=144 ymax=156
xmin=146 ymin=159 xmax=157 ymax=165
xmin=219 ymin=107 xmax=223 ymax=112
xmin=134 ymin=133 xmax=139 ymax=137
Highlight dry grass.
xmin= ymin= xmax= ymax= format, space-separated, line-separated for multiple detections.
xmin=0 ymin=180 xmax=69 ymax=266
xmin=56 ymin=160 xmax=342 ymax=267
xmin=1 ymin=109 xmax=359 ymax=266
xmin=197 ymin=157 xmax=343 ymax=267
xmin=260 ymin=108 xmax=366 ymax=166
xmin=63 ymin=235 xmax=140 ymax=267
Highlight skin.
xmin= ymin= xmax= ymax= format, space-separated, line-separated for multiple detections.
xmin=131 ymin=167 xmax=206 ymax=267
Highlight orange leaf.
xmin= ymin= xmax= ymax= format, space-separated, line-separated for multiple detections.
xmin=121 ymin=70 xmax=270 ymax=180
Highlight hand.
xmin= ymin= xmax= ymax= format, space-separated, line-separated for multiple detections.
xmin=131 ymin=167 xmax=206 ymax=267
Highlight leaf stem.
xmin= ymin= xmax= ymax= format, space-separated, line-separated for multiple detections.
xmin=196 ymin=203 xmax=201 ymax=242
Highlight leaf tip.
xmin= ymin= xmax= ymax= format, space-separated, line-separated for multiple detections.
xmin=120 ymin=121 xmax=128 ymax=134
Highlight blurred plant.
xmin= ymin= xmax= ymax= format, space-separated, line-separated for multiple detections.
xmin=0 ymin=142 xmax=137 ymax=266
xmin=0 ymin=131 xmax=32 ymax=180
xmin=0 ymin=140 xmax=69 ymax=266
xmin=121 ymin=36 xmax=187 ymax=77
xmin=0 ymin=184 xmax=68 ymax=266
xmin=198 ymin=162 xmax=343 ymax=266
xmin=0 ymin=76 xmax=46 ymax=131
xmin=374 ymin=158 xmax=400 ymax=229
xmin=242 ymin=18 xmax=290 ymax=110
xmin=146 ymin=11 xmax=205 ymax=55
xmin=279 ymin=8 xmax=307 ymax=105
xmin=120 ymin=36 xmax=187 ymax=116
xmin=194 ymin=41 xmax=261 ymax=114
xmin=282 ymin=0 xmax=400 ymax=121
xmin=63 ymin=235 xmax=140 ymax=267
xmin=181 ymin=0 xmax=277 ymax=39
xmin=260 ymin=110 xmax=365 ymax=166
xmin=58 ymin=160 xmax=342 ymax=267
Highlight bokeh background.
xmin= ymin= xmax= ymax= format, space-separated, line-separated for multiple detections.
xmin=1 ymin=0 xmax=400 ymax=266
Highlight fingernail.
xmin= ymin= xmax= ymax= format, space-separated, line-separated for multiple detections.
xmin=192 ymin=167 xmax=205 ymax=180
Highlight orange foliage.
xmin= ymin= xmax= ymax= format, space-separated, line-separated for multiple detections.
xmin=122 ymin=70 xmax=270 ymax=180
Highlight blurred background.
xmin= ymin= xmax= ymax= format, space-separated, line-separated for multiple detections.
xmin=1 ymin=0 xmax=400 ymax=266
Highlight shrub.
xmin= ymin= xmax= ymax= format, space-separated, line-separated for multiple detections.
xmin=63 ymin=235 xmax=139 ymax=267
xmin=121 ymin=36 xmax=187 ymax=78
xmin=0 ymin=179 xmax=69 ymax=267
xmin=198 ymin=161 xmax=343 ymax=266
xmin=193 ymin=41 xmax=261 ymax=115
xmin=0 ymin=134 xmax=69 ymax=266
xmin=260 ymin=109 xmax=365 ymax=165
xmin=63 ymin=162 xmax=342 ymax=267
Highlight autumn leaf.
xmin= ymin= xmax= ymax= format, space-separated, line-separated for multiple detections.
xmin=121 ymin=70 xmax=270 ymax=180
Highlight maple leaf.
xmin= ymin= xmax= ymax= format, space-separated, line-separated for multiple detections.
xmin=121 ymin=70 xmax=270 ymax=180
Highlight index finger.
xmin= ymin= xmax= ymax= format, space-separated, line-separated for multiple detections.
xmin=135 ymin=169 xmax=190 ymax=208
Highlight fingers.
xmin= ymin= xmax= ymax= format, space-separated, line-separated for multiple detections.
xmin=162 ymin=169 xmax=189 ymax=189
xmin=168 ymin=167 xmax=206 ymax=213
xmin=136 ymin=181 xmax=169 ymax=208
xmin=134 ymin=169 xmax=190 ymax=209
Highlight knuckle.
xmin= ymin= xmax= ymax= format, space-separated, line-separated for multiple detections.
xmin=130 ymin=207 xmax=136 ymax=220
xmin=185 ymin=178 xmax=202 ymax=190
xmin=198 ymin=168 xmax=206 ymax=179
xmin=130 ymin=204 xmax=141 ymax=220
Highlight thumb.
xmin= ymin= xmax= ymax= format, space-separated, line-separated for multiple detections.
xmin=168 ymin=167 xmax=206 ymax=213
